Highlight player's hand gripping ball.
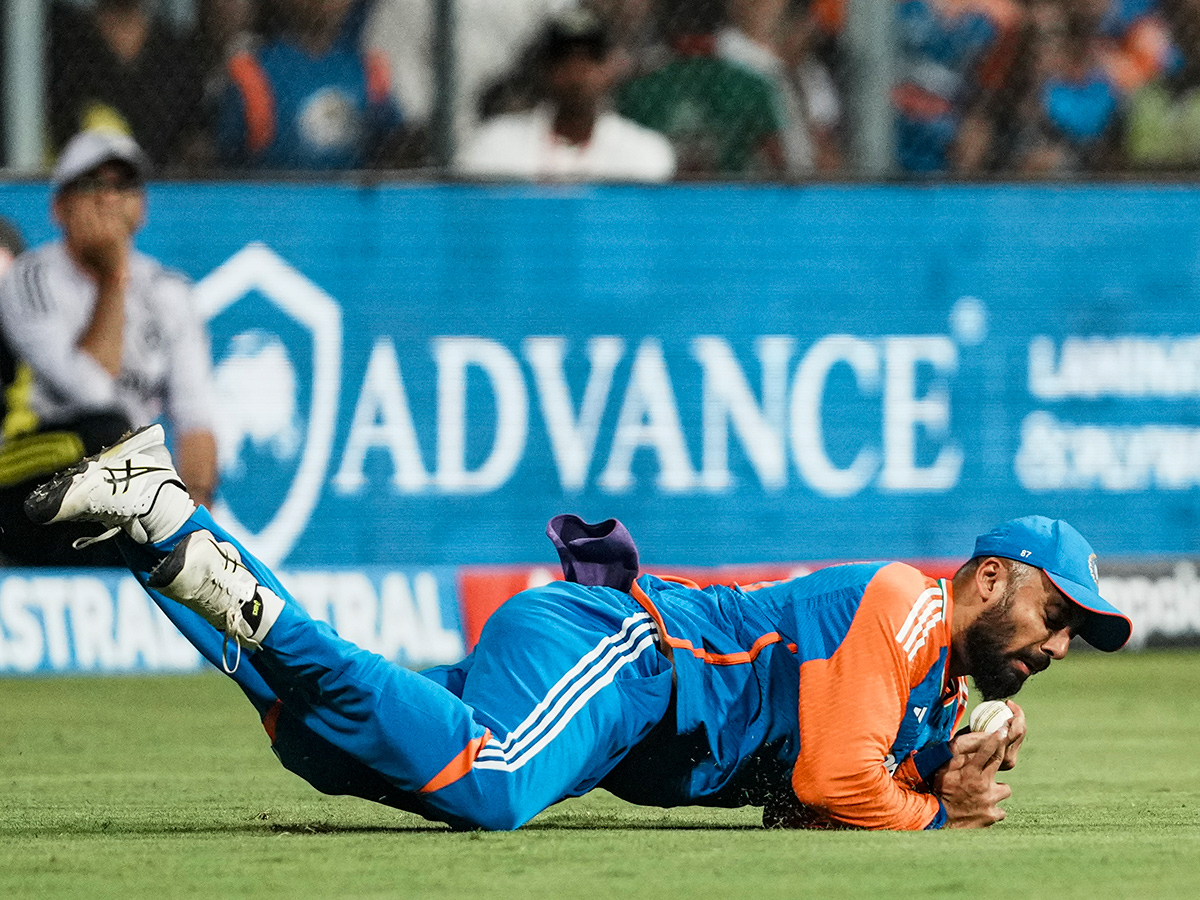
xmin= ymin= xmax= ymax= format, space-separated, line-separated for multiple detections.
xmin=969 ymin=700 xmax=1014 ymax=734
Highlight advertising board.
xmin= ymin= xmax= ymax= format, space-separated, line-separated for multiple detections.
xmin=1 ymin=182 xmax=1197 ymax=671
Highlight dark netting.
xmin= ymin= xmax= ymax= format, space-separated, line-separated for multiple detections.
xmin=22 ymin=0 xmax=1200 ymax=178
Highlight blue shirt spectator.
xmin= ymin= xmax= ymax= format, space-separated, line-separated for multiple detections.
xmin=216 ymin=0 xmax=404 ymax=170
xmin=893 ymin=0 xmax=1023 ymax=174
xmin=1011 ymin=0 xmax=1148 ymax=174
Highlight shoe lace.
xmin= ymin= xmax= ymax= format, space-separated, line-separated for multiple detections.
xmin=195 ymin=565 xmax=250 ymax=676
xmin=67 ymin=472 xmax=156 ymax=549
xmin=72 ymin=527 xmax=121 ymax=550
xmin=221 ymin=618 xmax=243 ymax=675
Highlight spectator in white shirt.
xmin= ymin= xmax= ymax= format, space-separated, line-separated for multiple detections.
xmin=367 ymin=0 xmax=572 ymax=157
xmin=0 ymin=130 xmax=217 ymax=566
xmin=456 ymin=7 xmax=675 ymax=182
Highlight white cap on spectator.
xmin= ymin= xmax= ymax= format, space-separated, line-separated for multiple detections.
xmin=52 ymin=129 xmax=150 ymax=192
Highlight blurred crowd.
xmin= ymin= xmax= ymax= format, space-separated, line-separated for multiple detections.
xmin=12 ymin=0 xmax=1200 ymax=179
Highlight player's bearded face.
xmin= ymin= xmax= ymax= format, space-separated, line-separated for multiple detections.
xmin=965 ymin=582 xmax=1049 ymax=700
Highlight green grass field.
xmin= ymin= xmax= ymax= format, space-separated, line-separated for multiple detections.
xmin=3 ymin=649 xmax=1198 ymax=900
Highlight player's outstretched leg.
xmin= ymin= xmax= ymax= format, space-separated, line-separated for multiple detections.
xmin=23 ymin=423 xmax=280 ymax=708
xmin=25 ymin=426 xmax=672 ymax=831
xmin=25 ymin=429 xmax=538 ymax=826
xmin=147 ymin=528 xmax=673 ymax=831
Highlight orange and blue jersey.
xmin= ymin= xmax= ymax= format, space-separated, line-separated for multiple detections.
xmin=602 ymin=564 xmax=965 ymax=829
xmin=1094 ymin=0 xmax=1179 ymax=94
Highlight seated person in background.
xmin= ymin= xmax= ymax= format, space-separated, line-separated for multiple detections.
xmin=1003 ymin=0 xmax=1176 ymax=175
xmin=48 ymin=0 xmax=206 ymax=170
xmin=1124 ymin=0 xmax=1200 ymax=169
xmin=1009 ymin=1 xmax=1126 ymax=175
xmin=216 ymin=0 xmax=405 ymax=170
xmin=366 ymin=0 xmax=570 ymax=162
xmin=0 ymin=131 xmax=217 ymax=566
xmin=718 ymin=0 xmax=842 ymax=176
xmin=1087 ymin=0 xmax=1177 ymax=94
xmin=457 ymin=7 xmax=676 ymax=182
xmin=616 ymin=0 xmax=787 ymax=178
xmin=893 ymin=0 xmax=1024 ymax=174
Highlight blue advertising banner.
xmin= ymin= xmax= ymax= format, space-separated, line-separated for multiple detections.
xmin=2 ymin=182 xmax=1199 ymax=572
xmin=0 ymin=565 xmax=463 ymax=675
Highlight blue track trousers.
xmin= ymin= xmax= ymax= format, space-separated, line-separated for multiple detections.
xmin=121 ymin=508 xmax=674 ymax=830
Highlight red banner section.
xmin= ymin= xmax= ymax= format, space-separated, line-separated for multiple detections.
xmin=457 ymin=560 xmax=960 ymax=650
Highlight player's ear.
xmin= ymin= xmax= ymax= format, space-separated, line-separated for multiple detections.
xmin=975 ymin=557 xmax=1006 ymax=602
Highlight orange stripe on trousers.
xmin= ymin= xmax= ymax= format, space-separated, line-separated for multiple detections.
xmin=419 ymin=729 xmax=493 ymax=794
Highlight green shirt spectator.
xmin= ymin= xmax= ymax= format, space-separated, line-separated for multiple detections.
xmin=615 ymin=0 xmax=785 ymax=179
xmin=1126 ymin=81 xmax=1200 ymax=169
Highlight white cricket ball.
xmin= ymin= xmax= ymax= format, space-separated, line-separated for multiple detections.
xmin=969 ymin=700 xmax=1014 ymax=734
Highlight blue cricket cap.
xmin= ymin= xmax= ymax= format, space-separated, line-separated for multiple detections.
xmin=972 ymin=516 xmax=1132 ymax=652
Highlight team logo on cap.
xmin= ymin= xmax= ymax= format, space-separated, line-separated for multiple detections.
xmin=1088 ymin=553 xmax=1099 ymax=586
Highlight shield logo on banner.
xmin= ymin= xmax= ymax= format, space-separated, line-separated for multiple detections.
xmin=193 ymin=243 xmax=341 ymax=566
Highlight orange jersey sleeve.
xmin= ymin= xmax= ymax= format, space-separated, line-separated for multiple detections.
xmin=791 ymin=563 xmax=952 ymax=829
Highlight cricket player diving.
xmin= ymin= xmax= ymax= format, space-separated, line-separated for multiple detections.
xmin=26 ymin=425 xmax=1132 ymax=831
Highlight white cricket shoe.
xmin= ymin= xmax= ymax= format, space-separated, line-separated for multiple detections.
xmin=148 ymin=529 xmax=283 ymax=673
xmin=24 ymin=424 xmax=194 ymax=546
